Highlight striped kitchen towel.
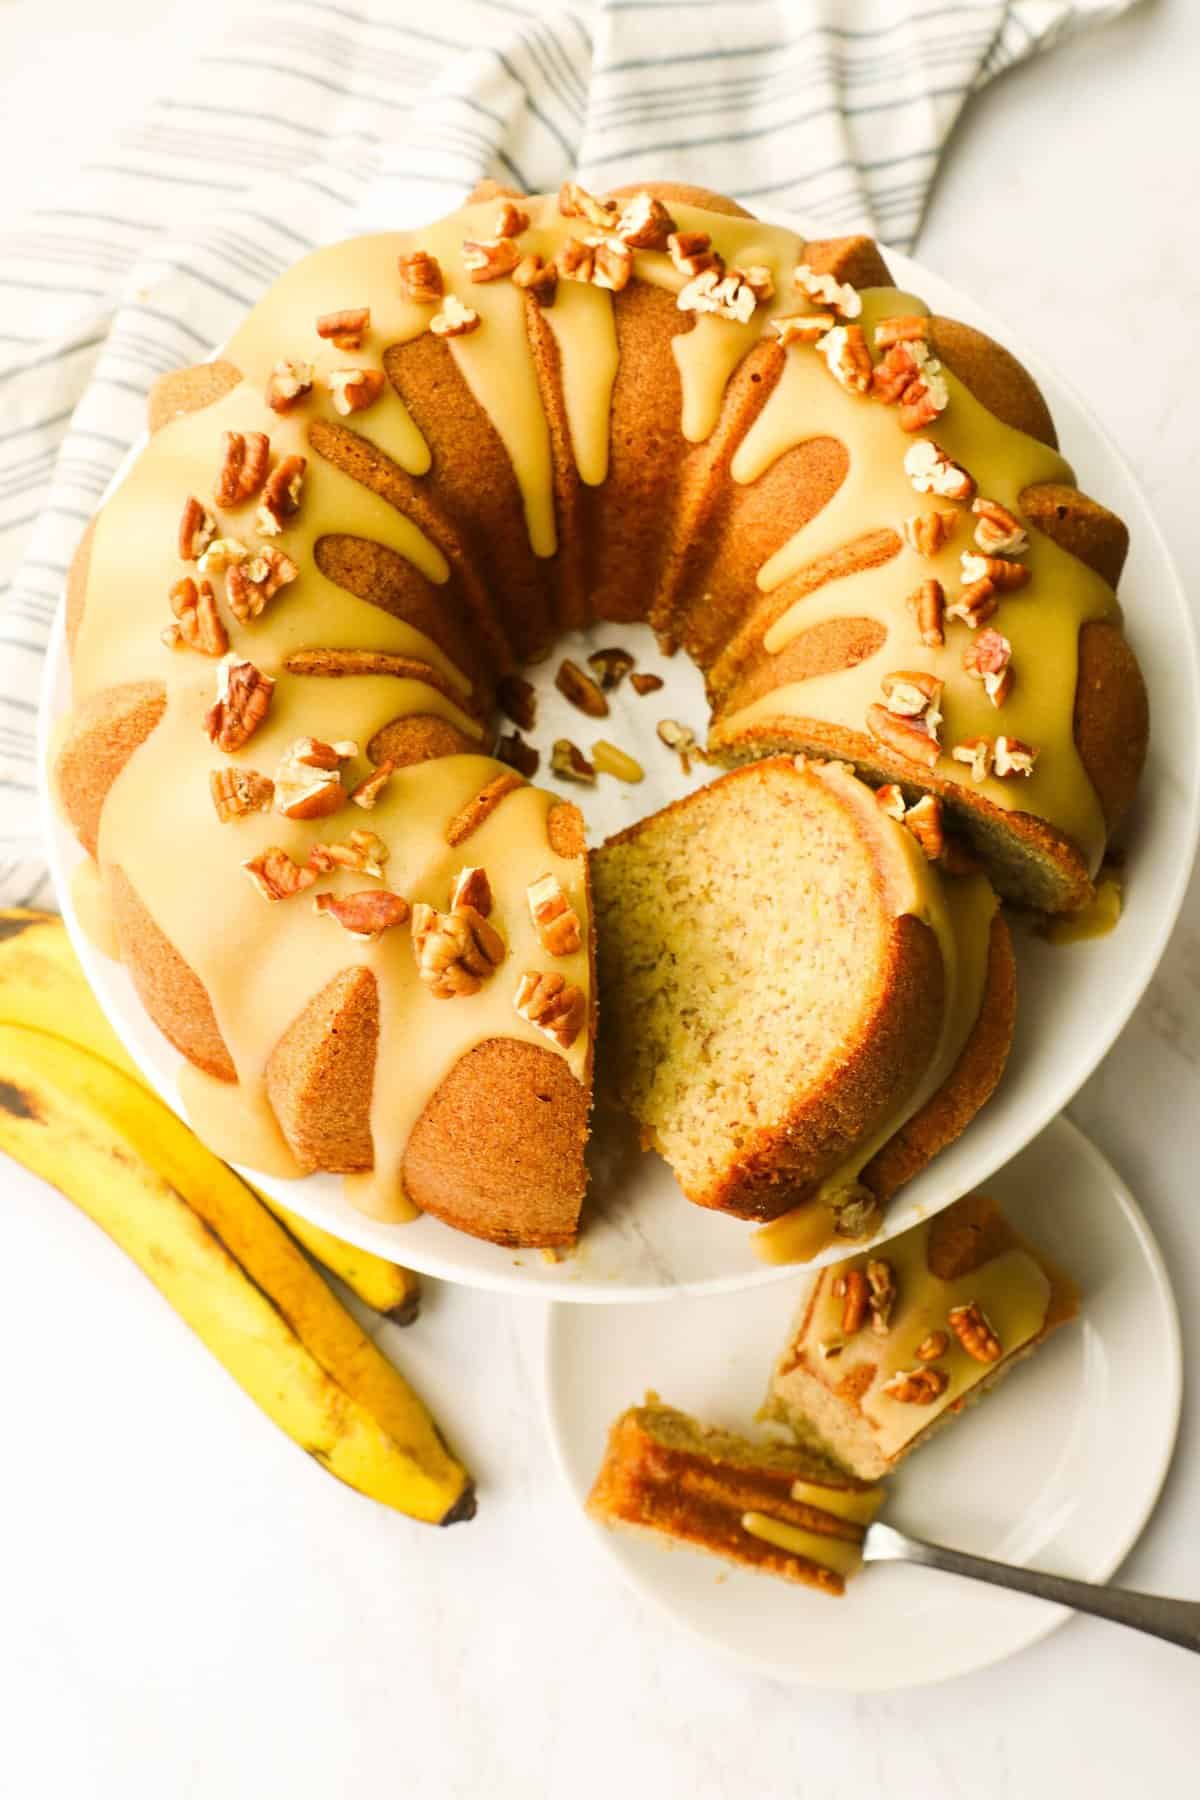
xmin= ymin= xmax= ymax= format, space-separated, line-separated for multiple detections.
xmin=0 ymin=0 xmax=1136 ymax=906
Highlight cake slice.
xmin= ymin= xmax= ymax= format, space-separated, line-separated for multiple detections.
xmin=770 ymin=1192 xmax=1079 ymax=1480
xmin=592 ymin=756 xmax=1015 ymax=1252
xmin=587 ymin=1399 xmax=885 ymax=1596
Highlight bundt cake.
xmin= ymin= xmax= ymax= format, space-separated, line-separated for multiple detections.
xmin=53 ymin=174 xmax=1146 ymax=1247
xmin=769 ymin=1193 xmax=1080 ymax=1479
xmin=587 ymin=1398 xmax=886 ymax=1596
xmin=593 ymin=757 xmax=1014 ymax=1258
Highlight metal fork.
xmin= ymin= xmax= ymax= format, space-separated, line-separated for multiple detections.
xmin=862 ymin=1521 xmax=1200 ymax=1654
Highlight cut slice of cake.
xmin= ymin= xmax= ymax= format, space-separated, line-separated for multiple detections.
xmin=591 ymin=756 xmax=1015 ymax=1252
xmin=587 ymin=1399 xmax=885 ymax=1596
xmin=770 ymin=1192 xmax=1079 ymax=1480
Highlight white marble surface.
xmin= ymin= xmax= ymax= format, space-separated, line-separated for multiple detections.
xmin=2 ymin=2 xmax=1199 ymax=1793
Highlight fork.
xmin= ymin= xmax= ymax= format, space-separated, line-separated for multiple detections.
xmin=862 ymin=1521 xmax=1200 ymax=1653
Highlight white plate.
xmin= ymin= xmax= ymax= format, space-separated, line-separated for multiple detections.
xmin=39 ymin=215 xmax=1200 ymax=1300
xmin=543 ymin=1116 xmax=1182 ymax=1688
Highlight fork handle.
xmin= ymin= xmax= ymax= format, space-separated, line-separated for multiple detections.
xmin=876 ymin=1527 xmax=1200 ymax=1654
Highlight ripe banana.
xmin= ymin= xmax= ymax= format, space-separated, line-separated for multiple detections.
xmin=0 ymin=908 xmax=420 ymax=1321
xmin=0 ymin=1022 xmax=474 ymax=1524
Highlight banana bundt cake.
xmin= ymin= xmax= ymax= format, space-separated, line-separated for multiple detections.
xmin=54 ymin=177 xmax=1146 ymax=1248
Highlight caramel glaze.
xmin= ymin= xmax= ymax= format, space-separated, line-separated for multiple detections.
xmin=59 ymin=186 xmax=1129 ymax=1225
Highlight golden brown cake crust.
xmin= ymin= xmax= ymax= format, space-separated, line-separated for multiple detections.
xmin=108 ymin=864 xmax=235 ymax=1081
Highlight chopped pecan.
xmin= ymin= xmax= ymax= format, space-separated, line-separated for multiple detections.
xmin=493 ymin=200 xmax=530 ymax=238
xmin=866 ymin=1259 xmax=897 ymax=1335
xmin=994 ymin=734 xmax=1038 ymax=778
xmin=667 ymin=230 xmax=719 ymax=278
xmin=512 ymin=254 xmax=558 ymax=306
xmin=550 ymin=738 xmax=595 ymax=784
xmin=162 ymin=577 xmax=227 ymax=656
xmin=951 ymin=736 xmax=995 ymax=782
xmin=462 ymin=235 xmax=521 ymax=282
xmin=906 ymin=577 xmax=946 ymax=648
xmin=902 ymin=509 xmax=956 ymax=560
xmin=243 ymin=847 xmax=318 ymax=902
xmin=205 ymin=655 xmax=275 ymax=752
xmin=497 ymin=672 xmax=537 ymax=731
xmin=871 ymin=340 xmax=929 ymax=404
xmin=591 ymin=739 xmax=643 ymax=783
xmin=514 ymin=968 xmax=586 ymax=1049
xmin=450 ymin=865 xmax=493 ymax=915
xmin=657 ymin=717 xmax=698 ymax=774
xmin=881 ymin=669 xmax=943 ymax=724
xmin=832 ymin=1268 xmax=869 ymax=1335
xmin=412 ymin=901 xmax=506 ymax=997
xmin=214 ymin=431 xmax=270 ymax=507
xmin=590 ymin=238 xmax=633 ymax=292
xmin=904 ymin=438 xmax=975 ymax=502
xmin=678 ymin=266 xmax=758 ymax=324
xmin=314 ymin=889 xmax=410 ymax=939
xmin=430 ymin=294 xmax=481 ymax=338
xmin=736 ymin=264 xmax=775 ymax=303
xmin=832 ymin=1184 xmax=883 ymax=1241
xmin=972 ymin=496 xmax=1029 ymax=557
xmin=256 ymin=454 xmax=306 ymax=535
xmin=875 ymin=783 xmax=907 ymax=821
xmin=899 ymin=374 xmax=949 ymax=433
xmin=881 ymin=1366 xmax=949 ymax=1405
xmin=273 ymin=736 xmax=355 ymax=821
xmin=178 ymin=495 xmax=216 ymax=561
xmin=308 ymin=828 xmax=389 ymax=879
xmin=903 ymin=794 xmax=945 ymax=862
xmin=210 ymin=766 xmax=274 ymax=821
xmin=915 ymin=1329 xmax=949 ymax=1362
xmin=613 ymin=191 xmax=676 ymax=250
xmin=587 ymin=646 xmax=634 ymax=691
xmin=495 ymin=730 xmax=540 ymax=777
xmin=963 ymin=628 xmax=1014 ymax=707
xmin=792 ymin=262 xmax=861 ymax=319
xmin=349 ymin=759 xmax=395 ymax=810
xmin=226 ymin=545 xmax=298 ymax=623
xmin=445 ymin=769 xmax=524 ymax=845
xmin=772 ymin=310 xmax=837 ymax=348
xmin=398 ymin=250 xmax=444 ymax=304
xmin=874 ymin=315 xmax=928 ymax=348
xmin=961 ymin=551 xmax=1029 ymax=593
xmin=528 ymin=872 xmax=582 ymax=957
xmin=630 ymin=671 xmax=664 ymax=696
xmin=944 ymin=578 xmax=999 ymax=630
xmin=328 ymin=368 xmax=386 ymax=416
xmin=316 ymin=306 xmax=370 ymax=350
xmin=558 ymin=237 xmax=595 ymax=284
xmin=866 ymin=703 xmax=939 ymax=772
xmin=948 ymin=1300 xmax=1002 ymax=1363
xmin=555 ymin=657 xmax=609 ymax=718
xmin=264 ymin=360 xmax=314 ymax=414
xmin=558 ymin=180 xmax=617 ymax=229
xmin=197 ymin=536 xmax=248 ymax=577
xmin=816 ymin=324 xmax=873 ymax=395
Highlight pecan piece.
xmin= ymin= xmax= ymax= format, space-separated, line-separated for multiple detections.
xmin=349 ymin=760 xmax=395 ymax=810
xmin=555 ymin=657 xmax=609 ymax=718
xmin=497 ymin=672 xmax=537 ymax=731
xmin=994 ymin=734 xmax=1038 ymax=778
xmin=214 ymin=431 xmax=270 ymax=507
xmin=264 ymin=360 xmax=314 ymax=414
xmin=881 ymin=669 xmax=943 ymax=724
xmin=903 ymin=794 xmax=946 ymax=862
xmin=493 ymin=200 xmax=530 ymax=239
xmin=558 ymin=180 xmax=617 ymax=230
xmin=514 ymin=969 xmax=586 ymax=1049
xmin=963 ymin=627 xmax=1014 ymax=707
xmin=197 ymin=536 xmax=248 ymax=577
xmin=657 ymin=717 xmax=698 ymax=774
xmin=462 ymin=236 xmax=521 ymax=283
xmin=678 ymin=266 xmax=759 ymax=324
xmin=772 ymin=310 xmax=837 ymax=348
xmin=816 ymin=324 xmax=873 ymax=395
xmin=866 ymin=1259 xmax=897 ymax=1336
xmin=412 ymin=901 xmax=506 ymax=997
xmin=328 ymin=368 xmax=386 ymax=416
xmin=944 ymin=578 xmax=999 ymax=630
xmin=162 ymin=577 xmax=227 ymax=656
xmin=961 ymin=551 xmax=1030 ymax=593
xmin=902 ymin=509 xmax=956 ymax=560
xmin=527 ymin=872 xmax=582 ymax=957
xmin=904 ymin=438 xmax=975 ymax=502
xmin=273 ymin=736 xmax=356 ymax=821
xmin=316 ymin=307 xmax=370 ymax=350
xmin=906 ymin=578 xmax=946 ymax=648
xmin=667 ymin=230 xmax=720 ymax=279
xmin=178 ymin=495 xmax=216 ymax=562
xmin=587 ymin=647 xmax=634 ymax=690
xmin=450 ymin=866 xmax=493 ymax=915
xmin=881 ymin=1366 xmax=949 ymax=1405
xmin=874 ymin=315 xmax=928 ymax=348
xmin=495 ymin=731 xmax=540 ymax=778
xmin=226 ymin=545 xmax=298 ymax=623
xmin=512 ymin=254 xmax=558 ymax=306
xmin=972 ymin=496 xmax=1029 ymax=557
xmin=243 ymin=847 xmax=318 ymax=901
xmin=314 ymin=889 xmax=410 ymax=939
xmin=256 ymin=454 xmax=306 ymax=535
xmin=613 ymin=191 xmax=676 ymax=250
xmin=630 ymin=671 xmax=664 ymax=696
xmin=792 ymin=263 xmax=861 ymax=319
xmin=205 ymin=655 xmax=274 ymax=752
xmin=832 ymin=1268 xmax=869 ymax=1335
xmin=948 ymin=1300 xmax=1002 ymax=1363
xmin=915 ymin=1330 xmax=949 ymax=1363
xmin=866 ymin=704 xmax=940 ymax=772
xmin=550 ymin=738 xmax=595 ymax=784
xmin=398 ymin=250 xmax=444 ymax=303
xmin=445 ymin=770 xmax=524 ymax=845
xmin=951 ymin=736 xmax=995 ymax=782
xmin=210 ymin=766 xmax=274 ymax=821
xmin=308 ymin=828 xmax=389 ymax=879
xmin=875 ymin=783 xmax=907 ymax=821
xmin=430 ymin=294 xmax=481 ymax=338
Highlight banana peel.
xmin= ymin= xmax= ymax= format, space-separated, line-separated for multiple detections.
xmin=0 ymin=908 xmax=421 ymax=1321
xmin=0 ymin=1022 xmax=474 ymax=1524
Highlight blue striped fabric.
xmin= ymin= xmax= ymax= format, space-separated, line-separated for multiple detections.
xmin=0 ymin=0 xmax=1134 ymax=905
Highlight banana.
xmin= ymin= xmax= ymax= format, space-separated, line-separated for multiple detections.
xmin=0 ymin=1022 xmax=474 ymax=1524
xmin=0 ymin=909 xmax=421 ymax=1321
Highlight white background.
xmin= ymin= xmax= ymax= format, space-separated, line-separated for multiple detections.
xmin=2 ymin=2 xmax=1199 ymax=1794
